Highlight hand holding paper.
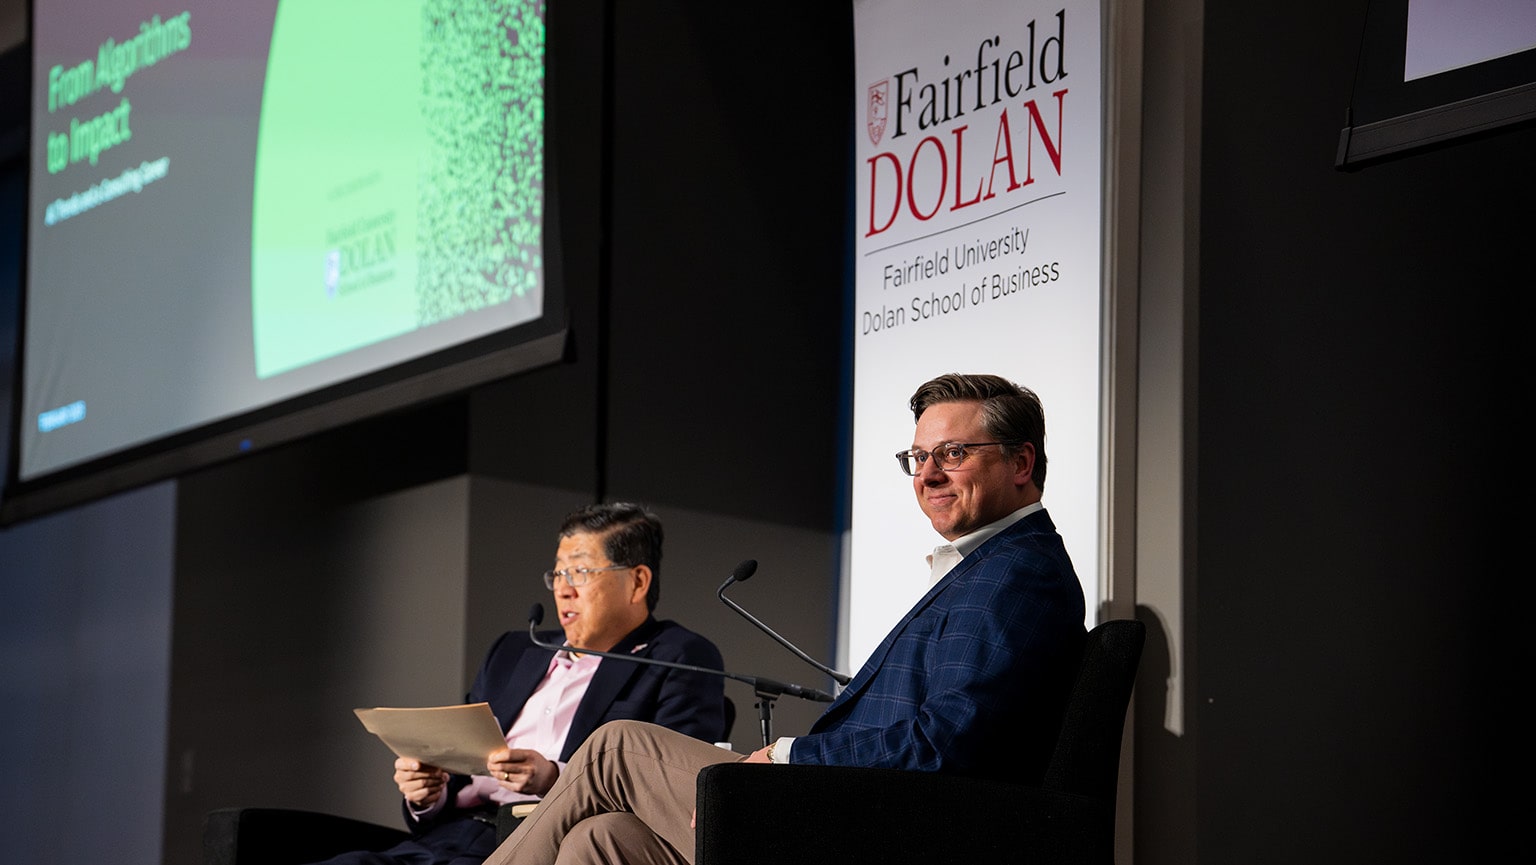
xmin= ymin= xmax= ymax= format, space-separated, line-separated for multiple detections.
xmin=486 ymin=746 xmax=561 ymax=796
xmin=393 ymin=756 xmax=447 ymax=808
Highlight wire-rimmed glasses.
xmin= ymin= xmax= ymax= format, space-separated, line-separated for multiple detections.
xmin=542 ymin=564 xmax=632 ymax=590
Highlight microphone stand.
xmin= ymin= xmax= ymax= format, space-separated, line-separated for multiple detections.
xmin=717 ymin=560 xmax=852 ymax=686
xmin=526 ymin=605 xmax=832 ymax=747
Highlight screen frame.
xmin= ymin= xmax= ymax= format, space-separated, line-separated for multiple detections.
xmin=1336 ymin=0 xmax=1536 ymax=169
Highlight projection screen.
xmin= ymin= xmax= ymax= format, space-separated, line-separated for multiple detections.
xmin=8 ymin=0 xmax=561 ymax=522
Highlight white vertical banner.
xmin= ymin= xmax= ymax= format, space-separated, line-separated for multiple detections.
xmin=847 ymin=0 xmax=1103 ymax=671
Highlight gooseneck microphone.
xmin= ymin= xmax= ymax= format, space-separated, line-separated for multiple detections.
xmin=526 ymin=604 xmax=834 ymax=704
xmin=527 ymin=603 xmax=832 ymax=748
xmin=718 ymin=560 xmax=851 ymax=686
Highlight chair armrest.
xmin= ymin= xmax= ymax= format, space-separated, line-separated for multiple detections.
xmin=694 ymin=763 xmax=1112 ymax=865
xmin=203 ymin=807 xmax=412 ymax=865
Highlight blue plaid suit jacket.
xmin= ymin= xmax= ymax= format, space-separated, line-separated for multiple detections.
xmin=792 ymin=508 xmax=1086 ymax=783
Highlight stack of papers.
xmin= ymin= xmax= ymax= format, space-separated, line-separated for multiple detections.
xmin=353 ymin=702 xmax=507 ymax=776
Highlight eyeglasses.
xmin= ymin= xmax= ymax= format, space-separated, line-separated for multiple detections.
xmin=894 ymin=441 xmax=1018 ymax=476
xmin=542 ymin=564 xmax=632 ymax=590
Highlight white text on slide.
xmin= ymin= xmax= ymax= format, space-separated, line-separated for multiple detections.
xmin=43 ymin=156 xmax=170 ymax=226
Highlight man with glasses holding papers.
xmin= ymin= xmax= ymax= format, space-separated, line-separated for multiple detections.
xmin=308 ymin=502 xmax=725 ymax=865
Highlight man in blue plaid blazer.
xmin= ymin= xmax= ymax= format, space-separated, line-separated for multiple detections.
xmin=484 ymin=373 xmax=1088 ymax=865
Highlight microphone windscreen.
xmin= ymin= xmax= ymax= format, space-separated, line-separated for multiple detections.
xmin=528 ymin=603 xmax=545 ymax=626
xmin=733 ymin=559 xmax=759 ymax=582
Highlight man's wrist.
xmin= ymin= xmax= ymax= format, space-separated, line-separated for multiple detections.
xmin=767 ymin=736 xmax=793 ymax=764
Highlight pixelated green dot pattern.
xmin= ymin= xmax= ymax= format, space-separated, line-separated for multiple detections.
xmin=417 ymin=0 xmax=545 ymax=326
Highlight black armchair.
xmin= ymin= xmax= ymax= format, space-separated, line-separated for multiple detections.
xmin=203 ymin=807 xmax=411 ymax=865
xmin=694 ymin=618 xmax=1146 ymax=865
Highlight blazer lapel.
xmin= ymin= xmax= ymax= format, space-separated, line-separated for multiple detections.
xmin=815 ymin=513 xmax=1046 ymax=723
xmin=820 ymin=556 xmax=973 ymax=715
xmin=491 ymin=635 xmax=561 ymax=733
xmin=563 ymin=618 xmax=663 ymax=755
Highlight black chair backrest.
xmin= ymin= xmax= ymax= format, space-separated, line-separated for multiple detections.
xmin=1040 ymin=618 xmax=1146 ymax=799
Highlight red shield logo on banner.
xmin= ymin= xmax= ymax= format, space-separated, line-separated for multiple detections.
xmin=867 ymin=80 xmax=889 ymax=145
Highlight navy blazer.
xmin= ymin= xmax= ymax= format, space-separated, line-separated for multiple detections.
xmin=422 ymin=616 xmax=725 ymax=826
xmin=792 ymin=509 xmax=1085 ymax=784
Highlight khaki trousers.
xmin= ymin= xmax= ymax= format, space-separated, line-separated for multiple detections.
xmin=481 ymin=720 xmax=744 ymax=865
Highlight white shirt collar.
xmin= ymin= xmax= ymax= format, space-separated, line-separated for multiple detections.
xmin=926 ymin=502 xmax=1043 ymax=585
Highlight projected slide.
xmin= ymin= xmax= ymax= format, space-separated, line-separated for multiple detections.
xmin=21 ymin=1 xmax=546 ymax=483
